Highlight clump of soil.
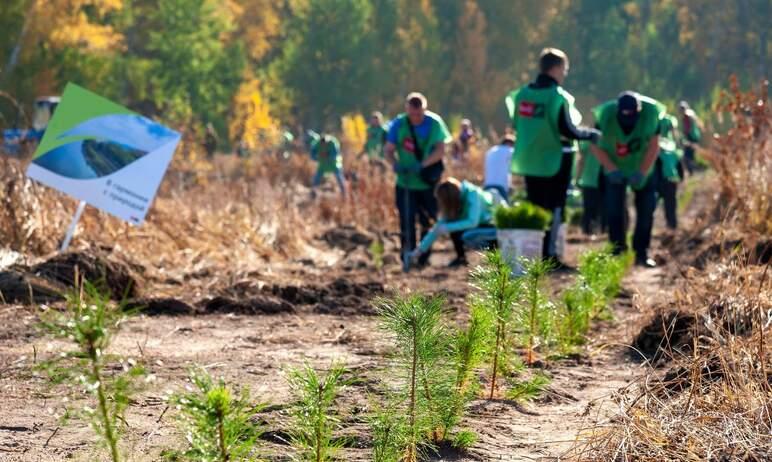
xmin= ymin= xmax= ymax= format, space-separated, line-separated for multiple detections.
xmin=125 ymin=297 xmax=196 ymax=316
xmin=30 ymin=250 xmax=141 ymax=299
xmin=0 ymin=268 xmax=65 ymax=304
xmin=201 ymin=294 xmax=295 ymax=315
xmin=631 ymin=309 xmax=697 ymax=362
xmin=319 ymin=225 xmax=374 ymax=252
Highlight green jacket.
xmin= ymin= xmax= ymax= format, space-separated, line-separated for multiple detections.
xmin=418 ymin=181 xmax=503 ymax=252
xmin=593 ymin=95 xmax=665 ymax=189
xmin=392 ymin=111 xmax=452 ymax=190
xmin=311 ymin=136 xmax=342 ymax=173
xmin=505 ymin=84 xmax=581 ymax=177
xmin=577 ymin=141 xmax=602 ymax=188
xmin=658 ymin=114 xmax=683 ymax=181
xmin=365 ymin=124 xmax=387 ymax=159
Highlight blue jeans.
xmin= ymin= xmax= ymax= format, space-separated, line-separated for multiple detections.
xmin=604 ymin=173 xmax=657 ymax=259
xmin=312 ymin=168 xmax=346 ymax=195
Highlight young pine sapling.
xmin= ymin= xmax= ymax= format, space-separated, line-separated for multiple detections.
xmin=469 ymin=250 xmax=520 ymax=399
xmin=515 ymin=258 xmax=555 ymax=366
xmin=286 ymin=362 xmax=348 ymax=462
xmin=170 ymin=368 xmax=263 ymax=462
xmin=38 ymin=281 xmax=145 ymax=462
xmin=375 ymin=293 xmax=448 ymax=461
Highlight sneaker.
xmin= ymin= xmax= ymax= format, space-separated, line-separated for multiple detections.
xmin=447 ymin=257 xmax=468 ymax=268
xmin=635 ymin=257 xmax=657 ymax=268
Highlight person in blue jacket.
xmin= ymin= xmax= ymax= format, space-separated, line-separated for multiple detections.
xmin=409 ymin=177 xmax=505 ymax=268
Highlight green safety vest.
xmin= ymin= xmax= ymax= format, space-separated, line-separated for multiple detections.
xmin=365 ymin=125 xmax=387 ymax=159
xmin=394 ymin=111 xmax=452 ymax=190
xmin=593 ymin=95 xmax=665 ymax=189
xmin=578 ymin=141 xmax=602 ymax=188
xmin=682 ymin=111 xmax=702 ymax=143
xmin=505 ymin=84 xmax=581 ymax=177
xmin=312 ymin=137 xmax=342 ymax=174
xmin=658 ymin=114 xmax=683 ymax=180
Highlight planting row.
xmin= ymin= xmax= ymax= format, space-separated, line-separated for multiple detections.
xmin=33 ymin=247 xmax=630 ymax=461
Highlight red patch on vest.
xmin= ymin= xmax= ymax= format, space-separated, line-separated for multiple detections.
xmin=402 ymin=137 xmax=415 ymax=153
xmin=616 ymin=142 xmax=630 ymax=157
xmin=519 ymin=101 xmax=536 ymax=117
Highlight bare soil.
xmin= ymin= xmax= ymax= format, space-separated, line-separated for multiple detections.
xmin=0 ymin=207 xmax=695 ymax=461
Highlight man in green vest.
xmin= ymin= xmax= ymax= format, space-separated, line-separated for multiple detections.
xmin=384 ymin=92 xmax=452 ymax=269
xmin=654 ymin=113 xmax=684 ymax=230
xmin=310 ymin=133 xmax=346 ymax=198
xmin=590 ymin=91 xmax=665 ymax=268
xmin=678 ymin=100 xmax=702 ymax=174
xmin=362 ymin=111 xmax=387 ymax=160
xmin=505 ymin=48 xmax=600 ymax=265
xmin=577 ymin=141 xmax=606 ymax=235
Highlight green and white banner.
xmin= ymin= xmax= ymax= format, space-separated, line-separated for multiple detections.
xmin=27 ymin=83 xmax=180 ymax=225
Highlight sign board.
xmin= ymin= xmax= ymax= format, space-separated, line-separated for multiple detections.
xmin=27 ymin=83 xmax=180 ymax=225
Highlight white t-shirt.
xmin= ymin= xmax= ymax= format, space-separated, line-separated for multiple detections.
xmin=483 ymin=144 xmax=513 ymax=192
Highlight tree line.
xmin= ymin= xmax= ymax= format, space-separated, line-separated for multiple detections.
xmin=0 ymin=0 xmax=768 ymax=146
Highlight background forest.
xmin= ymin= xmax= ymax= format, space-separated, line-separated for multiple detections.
xmin=0 ymin=0 xmax=768 ymax=148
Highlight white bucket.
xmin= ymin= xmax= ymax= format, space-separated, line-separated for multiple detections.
xmin=497 ymin=229 xmax=545 ymax=274
xmin=555 ymin=223 xmax=567 ymax=260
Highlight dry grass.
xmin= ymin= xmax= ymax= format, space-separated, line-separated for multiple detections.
xmin=570 ymin=78 xmax=772 ymax=462
xmin=0 ymin=144 xmax=402 ymax=279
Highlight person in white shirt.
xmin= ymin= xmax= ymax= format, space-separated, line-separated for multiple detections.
xmin=483 ymin=134 xmax=515 ymax=202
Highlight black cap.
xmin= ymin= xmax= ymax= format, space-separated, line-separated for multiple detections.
xmin=617 ymin=91 xmax=641 ymax=128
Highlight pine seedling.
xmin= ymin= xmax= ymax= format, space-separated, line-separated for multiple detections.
xmin=38 ymin=280 xmax=145 ymax=462
xmin=433 ymin=303 xmax=491 ymax=442
xmin=369 ymin=397 xmax=407 ymax=462
xmin=470 ymin=250 xmax=521 ymax=399
xmin=375 ymin=293 xmax=449 ymax=462
xmin=515 ymin=258 xmax=555 ymax=366
xmin=506 ymin=373 xmax=551 ymax=402
xmin=171 ymin=368 xmax=263 ymax=462
xmin=286 ymin=362 xmax=348 ymax=462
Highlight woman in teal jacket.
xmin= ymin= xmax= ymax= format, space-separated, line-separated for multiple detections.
xmin=410 ymin=177 xmax=505 ymax=267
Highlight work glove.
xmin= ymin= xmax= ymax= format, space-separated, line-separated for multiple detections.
xmin=629 ymin=171 xmax=645 ymax=188
xmin=588 ymin=128 xmax=602 ymax=144
xmin=392 ymin=164 xmax=407 ymax=174
xmin=402 ymin=248 xmax=424 ymax=273
xmin=606 ymin=170 xmax=625 ymax=185
xmin=434 ymin=223 xmax=449 ymax=235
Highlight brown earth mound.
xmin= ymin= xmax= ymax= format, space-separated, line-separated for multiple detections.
xmin=30 ymin=251 xmax=141 ymax=299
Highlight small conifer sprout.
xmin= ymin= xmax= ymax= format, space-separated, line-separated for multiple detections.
xmin=38 ymin=281 xmax=146 ymax=462
xmin=170 ymin=368 xmax=264 ymax=462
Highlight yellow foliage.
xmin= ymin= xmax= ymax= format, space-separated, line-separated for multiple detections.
xmin=341 ymin=113 xmax=367 ymax=148
xmin=229 ymin=77 xmax=280 ymax=149
xmin=31 ymin=0 xmax=124 ymax=52
xmin=230 ymin=0 xmax=282 ymax=61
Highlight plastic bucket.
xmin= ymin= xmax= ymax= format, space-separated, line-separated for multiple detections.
xmin=497 ymin=229 xmax=545 ymax=274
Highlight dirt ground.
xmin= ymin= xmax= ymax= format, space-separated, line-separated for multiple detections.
xmin=0 ymin=195 xmax=697 ymax=461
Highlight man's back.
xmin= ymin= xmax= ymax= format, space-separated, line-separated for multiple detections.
xmin=484 ymin=144 xmax=513 ymax=191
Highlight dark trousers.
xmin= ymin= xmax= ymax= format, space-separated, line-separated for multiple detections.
xmin=683 ymin=145 xmax=696 ymax=174
xmin=654 ymin=160 xmax=679 ymax=230
xmin=524 ymin=153 xmax=574 ymax=257
xmin=396 ymin=185 xmax=437 ymax=263
xmin=581 ymin=172 xmax=607 ymax=235
xmin=605 ymin=173 xmax=657 ymax=259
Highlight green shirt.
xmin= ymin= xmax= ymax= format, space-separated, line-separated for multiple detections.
xmin=578 ymin=141 xmax=602 ymax=188
xmin=659 ymin=114 xmax=683 ymax=180
xmin=392 ymin=111 xmax=452 ymax=190
xmin=593 ymin=95 xmax=665 ymax=188
xmin=311 ymin=136 xmax=342 ymax=173
xmin=505 ymin=84 xmax=580 ymax=177
xmin=365 ymin=124 xmax=387 ymax=159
